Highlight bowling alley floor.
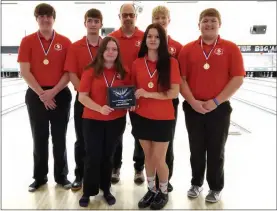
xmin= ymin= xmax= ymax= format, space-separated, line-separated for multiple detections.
xmin=1 ymin=81 xmax=276 ymax=209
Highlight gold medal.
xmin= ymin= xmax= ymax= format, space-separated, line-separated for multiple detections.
xmin=148 ymin=82 xmax=154 ymax=88
xmin=43 ymin=59 xmax=49 ymax=65
xmin=203 ymin=63 xmax=210 ymax=70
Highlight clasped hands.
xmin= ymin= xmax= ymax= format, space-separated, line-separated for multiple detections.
xmin=39 ymin=89 xmax=57 ymax=110
xmin=191 ymin=99 xmax=218 ymax=114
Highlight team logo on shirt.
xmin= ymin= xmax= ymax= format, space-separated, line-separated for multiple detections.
xmin=135 ymin=40 xmax=141 ymax=47
xmin=169 ymin=47 xmax=176 ymax=56
xmin=214 ymin=48 xmax=223 ymax=55
xmin=54 ymin=43 xmax=63 ymax=51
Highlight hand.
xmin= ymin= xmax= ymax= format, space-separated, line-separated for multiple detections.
xmin=135 ymin=89 xmax=151 ymax=99
xmin=100 ymin=105 xmax=114 ymax=115
xmin=203 ymin=99 xmax=217 ymax=112
xmin=190 ymin=100 xmax=210 ymax=114
xmin=39 ymin=89 xmax=57 ymax=103
xmin=43 ymin=99 xmax=57 ymax=110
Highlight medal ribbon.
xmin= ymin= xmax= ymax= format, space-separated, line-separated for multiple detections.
xmin=103 ymin=72 xmax=116 ymax=88
xmin=200 ymin=36 xmax=218 ymax=61
xmin=37 ymin=30 xmax=55 ymax=56
xmin=86 ymin=37 xmax=101 ymax=61
xmin=144 ymin=57 xmax=157 ymax=79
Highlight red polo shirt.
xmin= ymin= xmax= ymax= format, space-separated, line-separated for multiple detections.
xmin=79 ymin=66 xmax=132 ymax=121
xmin=17 ymin=31 xmax=71 ymax=86
xmin=178 ymin=35 xmax=245 ymax=100
xmin=131 ymin=56 xmax=181 ymax=120
xmin=64 ymin=36 xmax=102 ymax=79
xmin=108 ymin=27 xmax=144 ymax=70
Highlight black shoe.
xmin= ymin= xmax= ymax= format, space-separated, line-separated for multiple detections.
xmin=138 ymin=189 xmax=157 ymax=208
xmin=104 ymin=192 xmax=116 ymax=205
xmin=168 ymin=182 xmax=173 ymax=192
xmin=28 ymin=179 xmax=47 ymax=192
xmin=111 ymin=168 xmax=120 ymax=184
xmin=79 ymin=194 xmax=90 ymax=207
xmin=57 ymin=178 xmax=72 ymax=190
xmin=150 ymin=191 xmax=169 ymax=210
xmin=71 ymin=177 xmax=82 ymax=191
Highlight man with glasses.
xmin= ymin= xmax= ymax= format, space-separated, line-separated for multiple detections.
xmin=108 ymin=3 xmax=144 ymax=185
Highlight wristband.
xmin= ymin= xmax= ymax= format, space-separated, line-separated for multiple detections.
xmin=213 ymin=98 xmax=219 ymax=106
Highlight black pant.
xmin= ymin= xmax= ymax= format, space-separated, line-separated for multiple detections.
xmin=25 ymin=86 xmax=72 ymax=183
xmin=83 ymin=116 xmax=126 ymax=196
xmin=113 ymin=135 xmax=123 ymax=170
xmin=73 ymin=93 xmax=85 ymax=179
xmin=183 ymin=100 xmax=232 ymax=191
xmin=132 ymin=98 xmax=179 ymax=179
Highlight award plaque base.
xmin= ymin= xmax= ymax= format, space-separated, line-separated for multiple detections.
xmin=107 ymin=85 xmax=136 ymax=109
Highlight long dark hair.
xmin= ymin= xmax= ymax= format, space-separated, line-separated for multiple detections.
xmin=85 ymin=36 xmax=126 ymax=79
xmin=138 ymin=23 xmax=171 ymax=91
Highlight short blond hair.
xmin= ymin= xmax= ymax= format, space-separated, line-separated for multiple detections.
xmin=199 ymin=8 xmax=221 ymax=25
xmin=152 ymin=5 xmax=170 ymax=19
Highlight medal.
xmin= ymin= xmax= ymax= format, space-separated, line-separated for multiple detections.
xmin=37 ymin=30 xmax=55 ymax=66
xmin=43 ymin=59 xmax=49 ymax=65
xmin=200 ymin=37 xmax=218 ymax=70
xmin=148 ymin=82 xmax=154 ymax=88
xmin=203 ymin=63 xmax=210 ymax=70
xmin=144 ymin=57 xmax=157 ymax=89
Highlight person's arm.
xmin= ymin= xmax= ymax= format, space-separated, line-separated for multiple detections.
xmin=180 ymin=76 xmax=195 ymax=104
xmin=135 ymin=58 xmax=180 ymax=100
xmin=69 ymin=72 xmax=80 ymax=90
xmin=78 ymin=92 xmax=102 ymax=112
xmin=204 ymin=44 xmax=245 ymax=111
xmin=141 ymin=84 xmax=179 ymax=100
xmin=216 ymin=76 xmax=244 ymax=104
xmin=19 ymin=62 xmax=44 ymax=95
xmin=78 ymin=69 xmax=114 ymax=115
xmin=178 ymin=44 xmax=209 ymax=114
xmin=39 ymin=71 xmax=70 ymax=103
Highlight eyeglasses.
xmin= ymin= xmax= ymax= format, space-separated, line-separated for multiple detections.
xmin=121 ymin=13 xmax=136 ymax=18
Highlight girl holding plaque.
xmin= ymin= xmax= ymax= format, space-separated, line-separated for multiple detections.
xmin=78 ymin=36 xmax=131 ymax=207
xmin=130 ymin=23 xmax=181 ymax=210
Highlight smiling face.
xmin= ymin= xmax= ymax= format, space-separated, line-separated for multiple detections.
xmin=199 ymin=16 xmax=221 ymax=40
xmin=119 ymin=4 xmax=137 ymax=30
xmin=103 ymin=40 xmax=119 ymax=63
xmin=85 ymin=17 xmax=102 ymax=35
xmin=152 ymin=6 xmax=171 ymax=32
xmin=198 ymin=8 xmax=222 ymax=41
xmin=146 ymin=28 xmax=160 ymax=50
xmin=37 ymin=15 xmax=55 ymax=32
xmin=152 ymin=13 xmax=170 ymax=31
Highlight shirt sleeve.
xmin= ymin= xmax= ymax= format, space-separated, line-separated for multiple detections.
xmin=78 ymin=68 xmax=93 ymax=92
xmin=170 ymin=58 xmax=181 ymax=84
xmin=229 ymin=44 xmax=246 ymax=77
xmin=64 ymin=44 xmax=78 ymax=73
xmin=17 ymin=37 xmax=31 ymax=63
xmin=175 ymin=41 xmax=183 ymax=59
xmin=177 ymin=45 xmax=189 ymax=77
